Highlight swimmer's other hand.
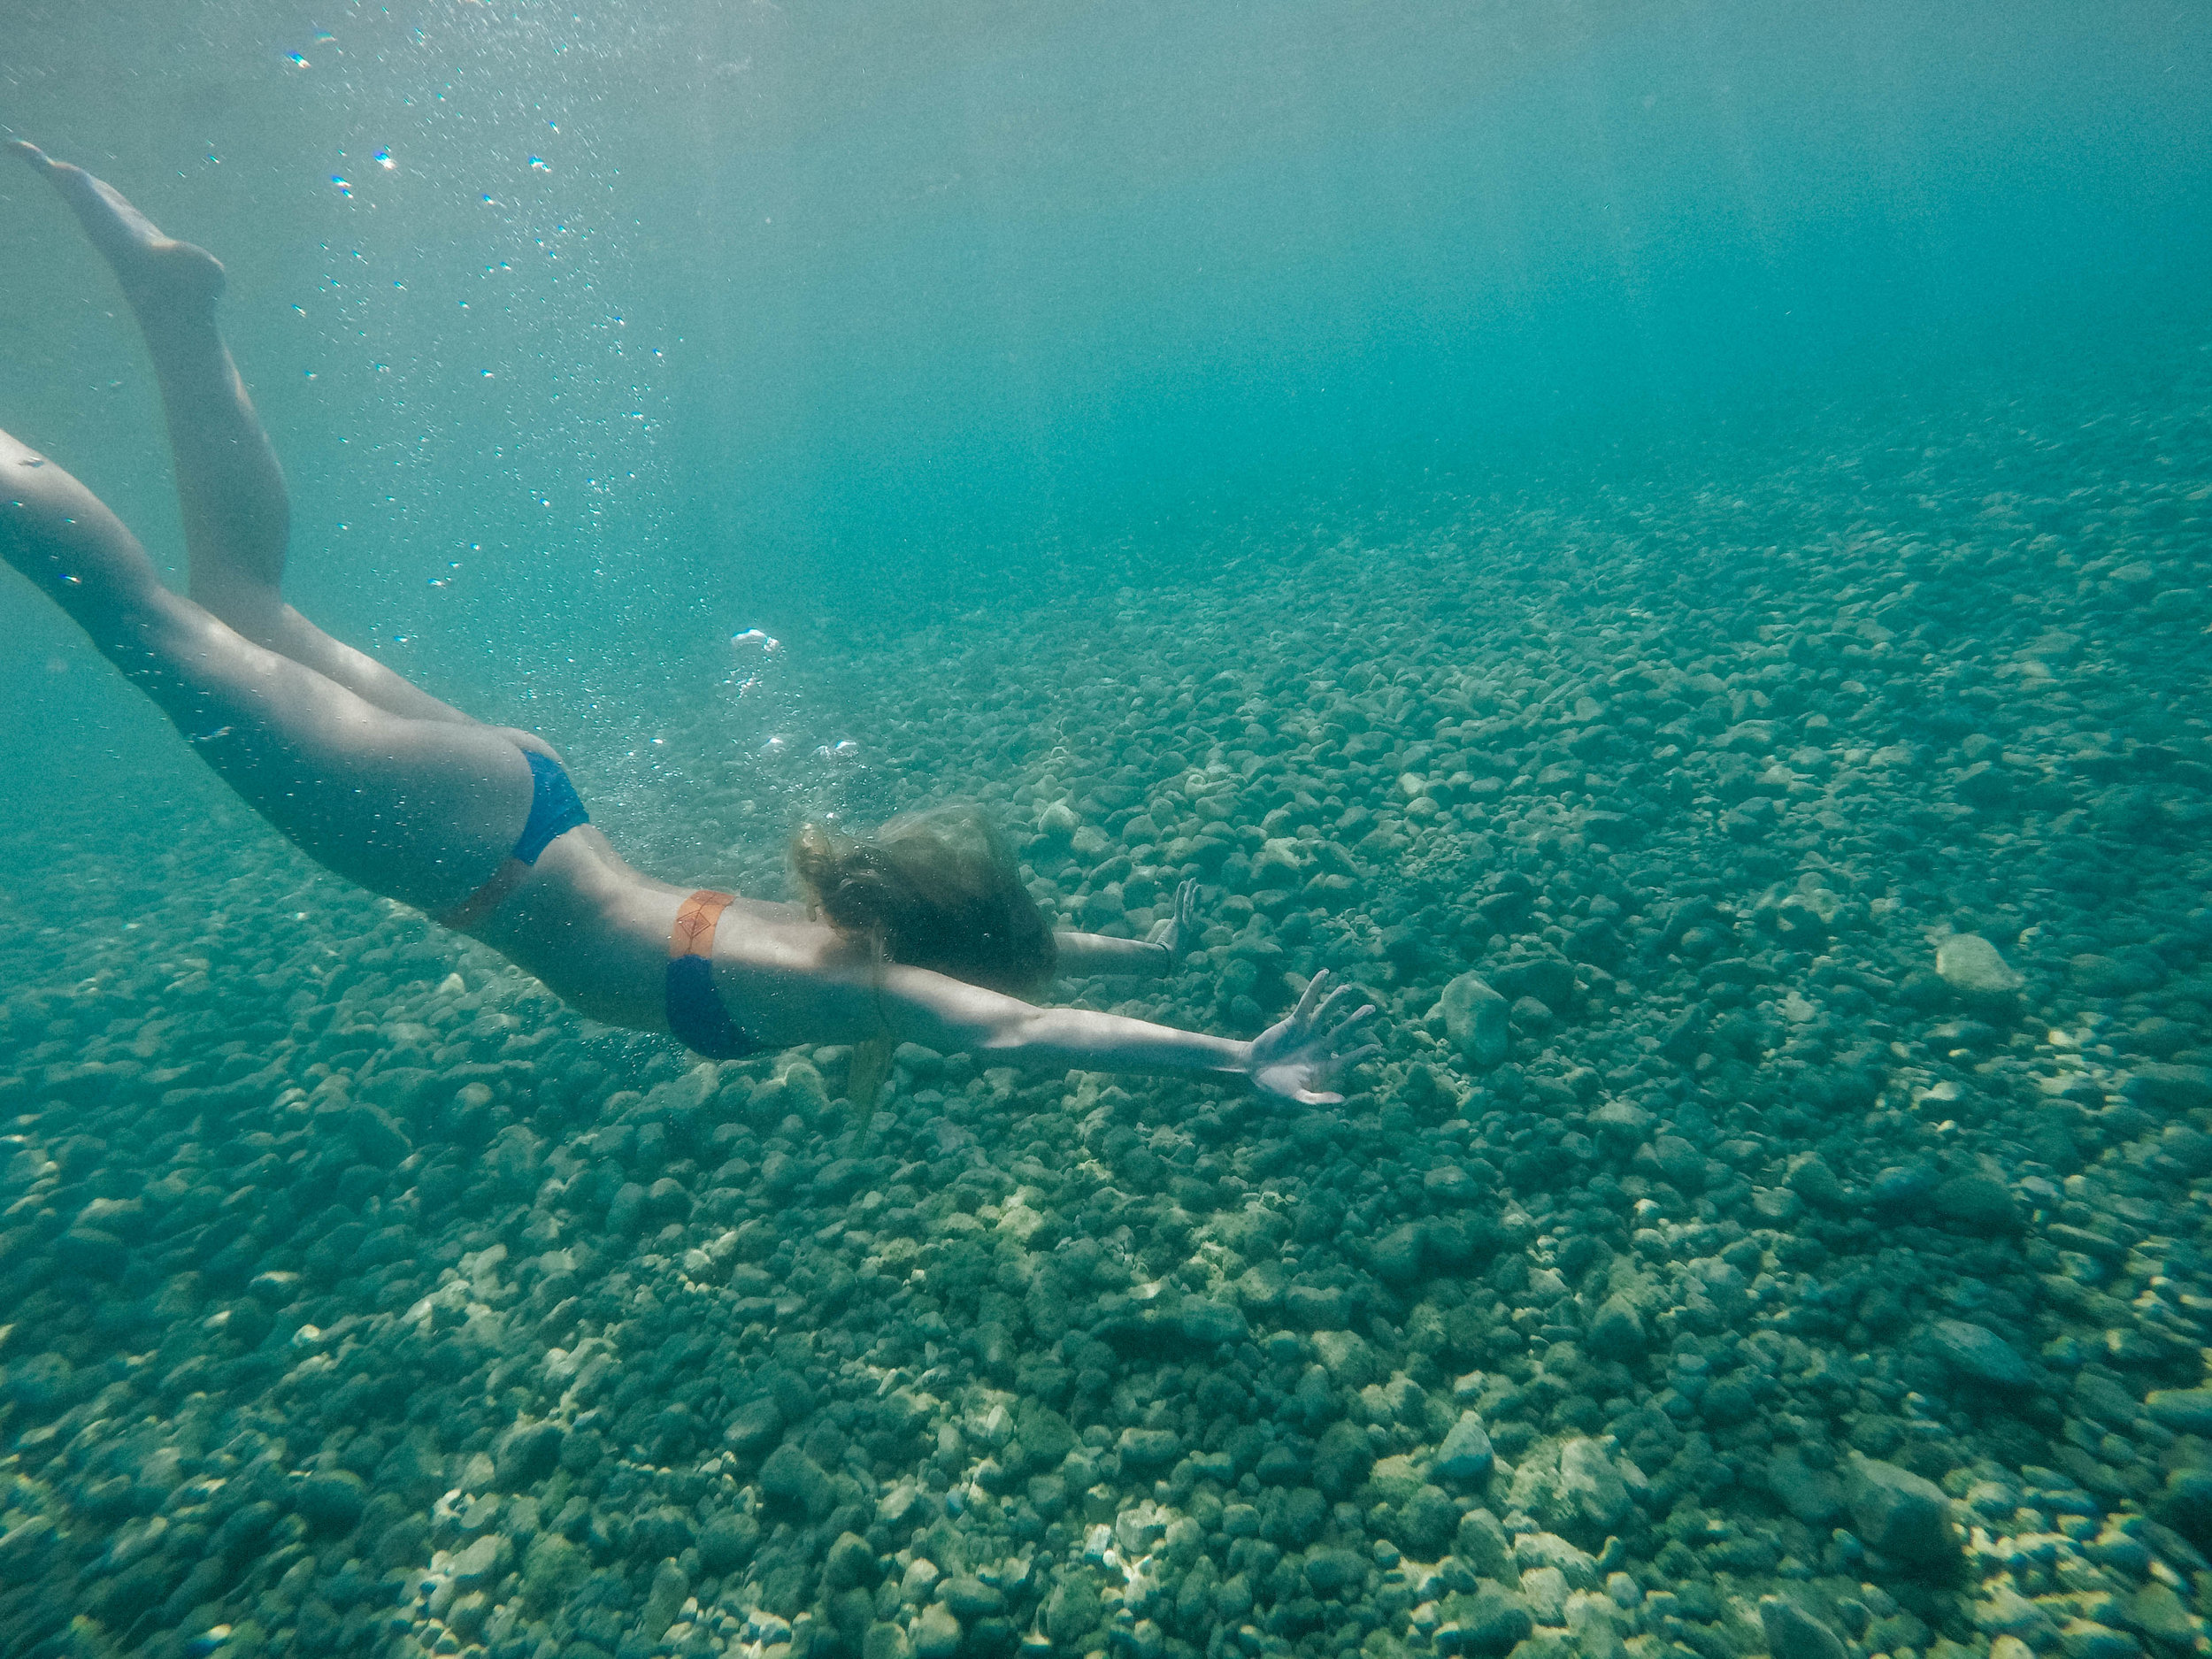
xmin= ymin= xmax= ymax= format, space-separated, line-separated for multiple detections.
xmin=1145 ymin=876 xmax=1202 ymax=964
xmin=489 ymin=726 xmax=565 ymax=764
xmin=1244 ymin=969 xmax=1379 ymax=1107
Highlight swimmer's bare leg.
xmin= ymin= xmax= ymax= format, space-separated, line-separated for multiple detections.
xmin=0 ymin=426 xmax=536 ymax=913
xmin=9 ymin=142 xmax=557 ymax=762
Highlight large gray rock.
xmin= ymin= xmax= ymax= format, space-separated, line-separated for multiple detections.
xmin=1179 ymin=1299 xmax=1249 ymax=1347
xmin=607 ymin=1180 xmax=649 ymax=1235
xmin=1845 ymin=1454 xmax=1961 ymax=1569
xmin=1425 ymin=1164 xmax=1482 ymax=1206
xmin=1284 ymin=1284 xmax=1352 ymax=1328
xmin=1935 ymin=933 xmax=2024 ymax=1005
xmin=1924 ymin=1320 xmax=2032 ymax=1389
xmin=1931 ymin=1174 xmax=2021 ymax=1233
xmin=485 ymin=1124 xmax=543 ymax=1195
xmin=1397 ymin=1485 xmax=1460 ymax=1557
xmin=294 ymin=1470 xmax=367 ymax=1532
xmin=1312 ymin=1329 xmax=1383 ymax=1388
xmin=1302 ymin=1547 xmax=1366 ymax=1595
xmin=939 ymin=1577 xmax=1004 ymax=1620
xmin=698 ymin=1512 xmax=761 ymax=1575
xmin=1314 ymin=1420 xmax=1375 ymax=1497
xmin=1440 ymin=1587 xmax=1533 ymax=1656
xmin=1440 ymin=972 xmax=1512 ymax=1070
xmin=1043 ymin=1575 xmax=1103 ymax=1647
xmin=825 ymin=1531 xmax=878 ymax=1592
xmin=1454 ymin=1508 xmax=1514 ymax=1578
xmin=1645 ymin=1135 xmax=1707 ymax=1191
xmin=1762 ymin=1598 xmax=1850 ymax=1659
xmin=450 ymin=1532 xmax=509 ymax=1591
xmin=1586 ymin=1294 xmax=1647 ymax=1359
xmin=1435 ymin=1411 xmax=1494 ymax=1482
xmin=2146 ymin=1390 xmax=2212 ymax=1435
xmin=760 ymin=1443 xmax=837 ymax=1519
xmin=642 ymin=1557 xmax=691 ymax=1641
xmin=1117 ymin=1427 xmax=1181 ymax=1470
xmin=1786 ymin=1156 xmax=1850 ymax=1210
xmin=912 ymin=1603 xmax=963 ymax=1659
xmin=1515 ymin=1531 xmax=1598 ymax=1588
xmin=1587 ymin=1100 xmax=1653 ymax=1143
xmin=2056 ymin=1619 xmax=2144 ymax=1659
xmin=2127 ymin=1064 xmax=2212 ymax=1111
xmin=1976 ymin=1584 xmax=2061 ymax=1644
xmin=1509 ymin=1437 xmax=1633 ymax=1542
xmin=493 ymin=1418 xmax=565 ymax=1487
xmin=724 ymin=1394 xmax=785 ymax=1459
xmin=1371 ymin=1223 xmax=1428 ymax=1284
xmin=1763 ymin=1449 xmax=1845 ymax=1526
xmin=341 ymin=1099 xmax=413 ymax=1168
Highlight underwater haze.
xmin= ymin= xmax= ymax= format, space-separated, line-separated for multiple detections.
xmin=4 ymin=4 xmax=2212 ymax=1659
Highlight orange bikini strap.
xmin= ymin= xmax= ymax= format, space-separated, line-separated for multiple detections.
xmin=671 ymin=889 xmax=735 ymax=960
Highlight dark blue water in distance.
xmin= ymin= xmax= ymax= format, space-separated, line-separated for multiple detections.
xmin=3 ymin=4 xmax=2212 ymax=1658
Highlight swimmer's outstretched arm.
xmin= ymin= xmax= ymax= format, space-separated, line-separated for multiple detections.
xmin=870 ymin=964 xmax=1378 ymax=1107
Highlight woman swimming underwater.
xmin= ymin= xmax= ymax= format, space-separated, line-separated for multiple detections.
xmin=0 ymin=145 xmax=1379 ymax=1105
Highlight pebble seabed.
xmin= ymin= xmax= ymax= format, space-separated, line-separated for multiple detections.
xmin=4 ymin=365 xmax=2212 ymax=1659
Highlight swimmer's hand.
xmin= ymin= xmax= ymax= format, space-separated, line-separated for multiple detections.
xmin=1245 ymin=970 xmax=1380 ymax=1106
xmin=1144 ymin=878 xmax=1202 ymax=966
xmin=489 ymin=726 xmax=565 ymax=764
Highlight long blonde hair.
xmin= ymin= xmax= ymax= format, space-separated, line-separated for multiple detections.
xmin=791 ymin=803 xmax=1056 ymax=995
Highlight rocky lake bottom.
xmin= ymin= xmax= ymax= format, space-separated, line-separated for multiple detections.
xmin=3 ymin=349 xmax=2212 ymax=1659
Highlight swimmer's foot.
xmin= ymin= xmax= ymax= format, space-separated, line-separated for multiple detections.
xmin=11 ymin=142 xmax=225 ymax=315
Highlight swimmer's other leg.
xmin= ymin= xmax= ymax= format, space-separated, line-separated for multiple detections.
xmin=0 ymin=425 xmax=535 ymax=914
xmin=10 ymin=142 xmax=281 ymax=603
xmin=7 ymin=141 xmax=524 ymax=741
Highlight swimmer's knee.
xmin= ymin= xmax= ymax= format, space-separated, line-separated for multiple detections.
xmin=186 ymin=577 xmax=285 ymax=644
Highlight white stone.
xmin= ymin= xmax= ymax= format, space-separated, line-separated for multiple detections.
xmin=1936 ymin=933 xmax=2024 ymax=1001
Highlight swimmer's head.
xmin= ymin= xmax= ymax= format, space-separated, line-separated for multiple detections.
xmin=793 ymin=803 xmax=1056 ymax=995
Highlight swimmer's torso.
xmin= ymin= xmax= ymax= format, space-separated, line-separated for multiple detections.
xmin=463 ymin=828 xmax=857 ymax=1048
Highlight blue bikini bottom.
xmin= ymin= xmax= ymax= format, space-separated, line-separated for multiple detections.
xmin=435 ymin=753 xmax=754 ymax=1060
xmin=436 ymin=749 xmax=590 ymax=931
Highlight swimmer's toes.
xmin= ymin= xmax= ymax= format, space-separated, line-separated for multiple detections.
xmin=15 ymin=142 xmax=224 ymax=307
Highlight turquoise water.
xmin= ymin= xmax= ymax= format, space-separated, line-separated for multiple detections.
xmin=4 ymin=4 xmax=2212 ymax=1659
